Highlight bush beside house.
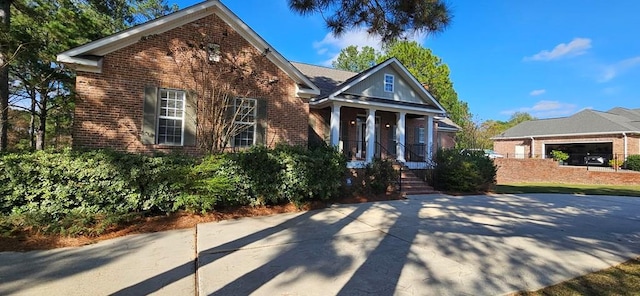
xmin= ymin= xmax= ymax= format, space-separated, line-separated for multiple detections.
xmin=0 ymin=145 xmax=346 ymax=235
xmin=433 ymin=149 xmax=497 ymax=192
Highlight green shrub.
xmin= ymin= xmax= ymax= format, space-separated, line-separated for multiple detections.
xmin=0 ymin=144 xmax=348 ymax=234
xmin=433 ymin=149 xmax=497 ymax=192
xmin=364 ymin=158 xmax=399 ymax=194
xmin=0 ymin=149 xmax=195 ymax=216
xmin=626 ymin=155 xmax=640 ymax=171
xmin=551 ymin=150 xmax=569 ymax=162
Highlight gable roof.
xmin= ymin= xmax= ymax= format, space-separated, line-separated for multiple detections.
xmin=437 ymin=117 xmax=461 ymax=132
xmin=295 ymin=58 xmax=447 ymax=115
xmin=493 ymin=108 xmax=640 ymax=139
xmin=56 ymin=0 xmax=319 ymax=97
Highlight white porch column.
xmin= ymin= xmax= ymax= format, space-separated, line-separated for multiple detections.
xmin=396 ymin=112 xmax=406 ymax=162
xmin=426 ymin=115 xmax=434 ymax=161
xmin=366 ymin=108 xmax=376 ymax=163
xmin=330 ymin=104 xmax=341 ymax=148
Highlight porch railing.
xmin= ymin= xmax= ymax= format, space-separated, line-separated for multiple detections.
xmin=341 ymin=140 xmax=429 ymax=163
xmin=399 ymin=142 xmax=427 ymax=162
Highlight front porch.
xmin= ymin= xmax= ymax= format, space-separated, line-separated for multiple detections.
xmin=310 ymin=104 xmax=440 ymax=169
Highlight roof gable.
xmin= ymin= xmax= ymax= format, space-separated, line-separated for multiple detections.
xmin=56 ymin=0 xmax=319 ymax=96
xmin=328 ymin=58 xmax=446 ymax=113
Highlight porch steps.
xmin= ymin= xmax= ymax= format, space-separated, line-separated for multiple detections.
xmin=396 ymin=165 xmax=437 ymax=196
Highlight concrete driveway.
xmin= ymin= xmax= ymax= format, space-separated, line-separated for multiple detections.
xmin=1 ymin=193 xmax=640 ymax=295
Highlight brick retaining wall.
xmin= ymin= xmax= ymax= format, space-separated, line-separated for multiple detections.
xmin=494 ymin=158 xmax=640 ymax=185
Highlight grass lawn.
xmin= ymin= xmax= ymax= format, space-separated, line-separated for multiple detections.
xmin=495 ymin=183 xmax=640 ymax=197
xmin=514 ymin=257 xmax=640 ymax=295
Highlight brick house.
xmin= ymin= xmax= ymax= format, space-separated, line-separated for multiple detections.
xmin=57 ymin=0 xmax=456 ymax=167
xmin=492 ymin=108 xmax=640 ymax=165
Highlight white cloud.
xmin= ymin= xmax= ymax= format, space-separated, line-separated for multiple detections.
xmin=312 ymin=29 xmax=426 ymax=66
xmin=598 ymin=56 xmax=640 ymax=82
xmin=529 ymin=89 xmax=546 ymax=96
xmin=524 ymin=38 xmax=592 ymax=61
xmin=501 ymin=100 xmax=578 ymax=118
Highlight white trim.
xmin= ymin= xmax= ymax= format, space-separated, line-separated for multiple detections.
xmin=366 ymin=108 xmax=376 ymax=163
xmin=156 ymin=88 xmax=186 ymax=146
xmin=232 ymin=97 xmax=258 ymax=148
xmin=313 ymin=96 xmax=444 ymax=116
xmin=323 ymin=58 xmax=447 ymax=113
xmin=426 ymin=115 xmax=434 ymax=160
xmin=396 ymin=112 xmax=406 ymax=163
xmin=384 ymin=74 xmax=394 ymax=93
xmin=541 ymin=140 xmax=614 ymax=145
xmin=330 ymin=104 xmax=341 ymax=147
xmin=492 ymin=131 xmax=639 ymax=140
xmin=623 ymin=133 xmax=628 ymax=160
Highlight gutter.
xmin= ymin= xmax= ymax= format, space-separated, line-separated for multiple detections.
xmin=492 ymin=130 xmax=639 ymax=140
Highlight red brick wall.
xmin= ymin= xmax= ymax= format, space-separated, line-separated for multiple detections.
xmin=73 ymin=13 xmax=308 ymax=153
xmin=495 ymin=158 xmax=640 ymax=185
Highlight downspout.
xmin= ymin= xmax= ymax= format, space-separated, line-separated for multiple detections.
xmin=623 ymin=132 xmax=628 ymax=161
xmin=530 ymin=137 xmax=535 ymax=158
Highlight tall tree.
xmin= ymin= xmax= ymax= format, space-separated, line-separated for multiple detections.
xmin=332 ymin=41 xmax=471 ymax=128
xmin=474 ymin=112 xmax=537 ymax=149
xmin=7 ymin=0 xmax=176 ymax=150
xmin=0 ymin=0 xmax=12 ymax=151
xmin=379 ymin=41 xmax=469 ymax=126
xmin=288 ymin=0 xmax=452 ymax=43
xmin=332 ymin=45 xmax=377 ymax=72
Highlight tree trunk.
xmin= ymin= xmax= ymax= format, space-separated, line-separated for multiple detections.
xmin=29 ymin=91 xmax=36 ymax=149
xmin=35 ymin=90 xmax=46 ymax=150
xmin=0 ymin=0 xmax=10 ymax=151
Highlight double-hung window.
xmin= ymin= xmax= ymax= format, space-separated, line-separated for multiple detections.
xmin=157 ymin=89 xmax=185 ymax=145
xmin=233 ymin=98 xmax=257 ymax=147
xmin=384 ymin=74 xmax=394 ymax=92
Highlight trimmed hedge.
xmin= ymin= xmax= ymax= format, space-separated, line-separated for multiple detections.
xmin=0 ymin=145 xmax=347 ymax=233
xmin=433 ymin=149 xmax=497 ymax=192
xmin=626 ymin=155 xmax=640 ymax=172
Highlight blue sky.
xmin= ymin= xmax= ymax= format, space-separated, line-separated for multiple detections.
xmin=175 ymin=0 xmax=640 ymax=122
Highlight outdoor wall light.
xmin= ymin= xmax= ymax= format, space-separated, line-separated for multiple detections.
xmin=207 ymin=43 xmax=221 ymax=62
xmin=385 ymin=123 xmax=391 ymax=128
xmin=350 ymin=120 xmax=356 ymax=125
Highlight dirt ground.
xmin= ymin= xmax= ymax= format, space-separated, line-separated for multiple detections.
xmin=0 ymin=193 xmax=404 ymax=252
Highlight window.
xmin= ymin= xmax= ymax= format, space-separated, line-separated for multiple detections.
xmin=233 ymin=98 xmax=257 ymax=147
xmin=157 ymin=89 xmax=185 ymax=145
xmin=417 ymin=127 xmax=425 ymax=144
xmin=384 ymin=74 xmax=394 ymax=92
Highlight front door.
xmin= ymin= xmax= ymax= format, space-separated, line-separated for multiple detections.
xmin=356 ymin=116 xmax=380 ymax=159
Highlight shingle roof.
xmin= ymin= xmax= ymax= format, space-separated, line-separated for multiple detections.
xmin=437 ymin=117 xmax=461 ymax=131
xmin=493 ymin=108 xmax=640 ymax=139
xmin=290 ymin=62 xmax=358 ymax=96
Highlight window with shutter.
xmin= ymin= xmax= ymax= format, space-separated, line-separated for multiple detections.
xmin=233 ymin=98 xmax=258 ymax=147
xmin=142 ymin=87 xmax=196 ymax=146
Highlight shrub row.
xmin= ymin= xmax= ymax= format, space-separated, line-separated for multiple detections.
xmin=0 ymin=145 xmax=346 ymax=234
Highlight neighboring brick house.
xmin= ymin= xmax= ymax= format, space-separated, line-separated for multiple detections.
xmin=492 ymin=108 xmax=640 ymax=165
xmin=57 ymin=0 xmax=455 ymax=167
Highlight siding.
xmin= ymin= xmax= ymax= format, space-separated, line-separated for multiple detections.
xmin=343 ymin=67 xmax=422 ymax=103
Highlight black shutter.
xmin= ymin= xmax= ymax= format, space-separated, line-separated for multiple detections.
xmin=255 ymin=98 xmax=267 ymax=145
xmin=142 ymin=86 xmax=158 ymax=145
xmin=184 ymin=91 xmax=197 ymax=146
